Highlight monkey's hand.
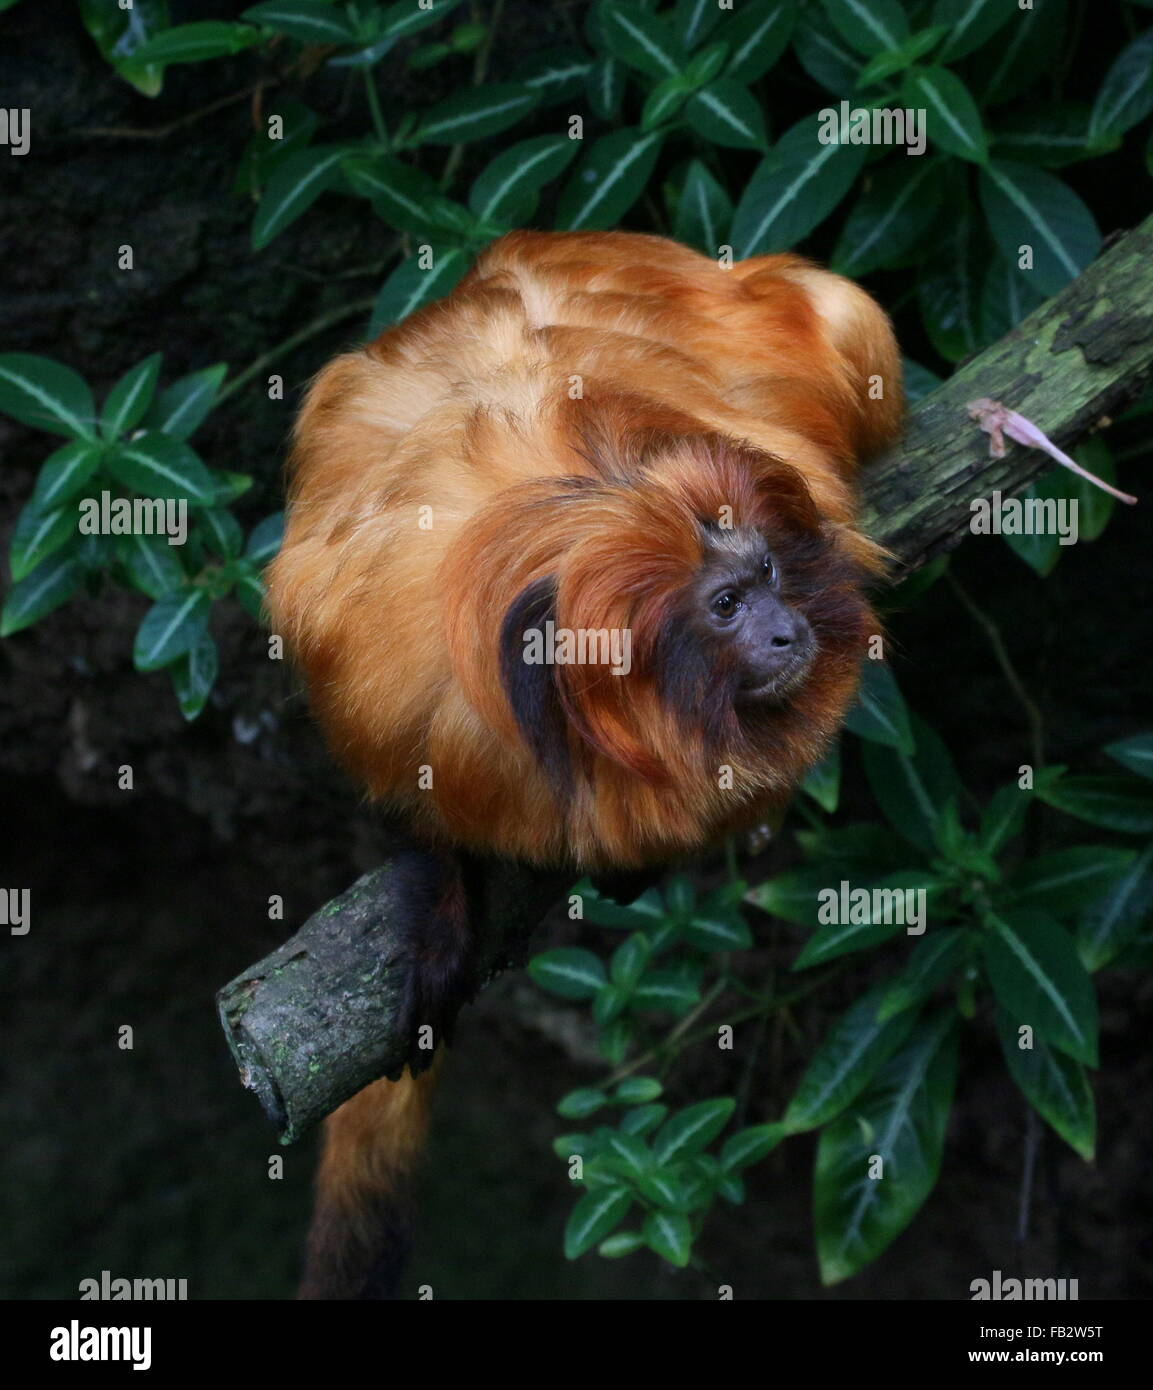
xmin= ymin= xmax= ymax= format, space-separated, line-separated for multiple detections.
xmin=385 ymin=848 xmax=479 ymax=1075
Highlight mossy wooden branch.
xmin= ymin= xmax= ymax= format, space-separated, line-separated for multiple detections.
xmin=218 ymin=216 xmax=1153 ymax=1143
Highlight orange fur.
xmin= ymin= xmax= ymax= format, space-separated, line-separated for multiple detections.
xmin=267 ymin=230 xmax=902 ymax=868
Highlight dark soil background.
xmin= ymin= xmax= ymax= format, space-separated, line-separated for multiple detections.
xmin=1 ymin=1 xmax=1150 ymax=1301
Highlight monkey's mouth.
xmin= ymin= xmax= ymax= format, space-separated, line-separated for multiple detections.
xmin=736 ymin=642 xmax=816 ymax=703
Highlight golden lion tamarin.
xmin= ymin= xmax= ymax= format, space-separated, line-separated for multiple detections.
xmin=266 ymin=230 xmax=902 ymax=1297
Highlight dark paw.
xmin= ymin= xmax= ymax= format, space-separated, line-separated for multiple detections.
xmin=388 ymin=848 xmax=478 ymax=1074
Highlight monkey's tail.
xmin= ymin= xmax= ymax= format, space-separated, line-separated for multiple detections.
xmin=298 ymin=1061 xmax=441 ymax=1300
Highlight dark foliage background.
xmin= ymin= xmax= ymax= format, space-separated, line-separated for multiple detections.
xmin=1 ymin=0 xmax=1150 ymax=1299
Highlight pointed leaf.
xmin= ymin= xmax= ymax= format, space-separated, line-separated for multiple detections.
xmin=731 ymin=114 xmax=866 ymax=256
xmin=996 ymin=1007 xmax=1094 ymax=1161
xmin=1 ymin=553 xmax=84 ymax=635
xmin=101 ymin=354 xmax=162 ymax=439
xmin=133 ymin=588 xmax=211 ymax=671
xmin=983 ymin=909 xmax=1098 ymax=1065
xmin=815 ymin=1013 xmax=957 ymax=1283
xmin=0 ymin=354 xmax=97 ymax=439
xmin=144 ymin=364 xmax=227 ymax=440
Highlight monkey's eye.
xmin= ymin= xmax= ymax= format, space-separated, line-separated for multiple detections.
xmin=761 ymin=555 xmax=776 ymax=583
xmin=712 ymin=591 xmax=741 ymax=618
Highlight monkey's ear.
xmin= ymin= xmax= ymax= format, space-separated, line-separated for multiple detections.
xmin=499 ymin=577 xmax=572 ymax=795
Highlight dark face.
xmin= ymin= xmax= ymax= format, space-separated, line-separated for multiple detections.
xmin=689 ymin=527 xmax=815 ymax=700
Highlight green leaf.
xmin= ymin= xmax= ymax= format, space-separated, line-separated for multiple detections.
xmin=598 ymin=1230 xmax=645 ymax=1258
xmin=345 ymin=155 xmax=478 ymax=239
xmin=725 ymin=0 xmax=796 ymax=83
xmin=861 ymin=715 xmax=960 ymax=852
xmin=633 ymin=968 xmax=700 ymax=1016
xmin=368 ymin=248 xmax=471 ymax=336
xmin=133 ymin=588 xmax=211 ymax=671
xmin=564 ymin=1187 xmax=632 ymax=1259
xmin=918 ymin=202 xmax=986 ymax=362
xmin=201 ymin=508 xmax=244 ymax=559
xmin=820 ymin=0 xmax=909 ymax=56
xmin=720 ymin=1123 xmax=786 ymax=1171
xmin=132 ymin=20 xmax=261 ymax=65
xmin=27 ymin=440 xmax=104 ymax=515
xmin=9 ymin=504 xmax=76 ymax=582
xmin=366 ymin=0 xmax=464 ymax=51
xmin=100 ymin=354 xmax=162 ymax=440
xmin=411 ymin=84 xmax=538 ymax=145
xmin=731 ymin=114 xmax=866 ymax=256
xmin=978 ymin=161 xmax=1101 ymax=297
xmin=241 ymin=1 xmax=358 ymax=44
xmin=979 ymin=256 xmax=1047 ymax=342
xmin=932 ymin=0 xmax=1015 ymax=63
xmin=170 ymin=629 xmax=218 ymax=721
xmin=979 ymin=782 xmax=1031 ymax=854
xmin=211 ymin=471 xmax=254 ymax=507
xmin=234 ymin=569 xmax=266 ymax=622
xmin=609 ymin=933 xmax=652 ymax=989
xmin=995 ymin=1008 xmax=1094 ymax=1161
xmin=643 ymin=1210 xmax=692 ymax=1267
xmin=974 ymin=0 xmax=1067 ymax=106
xmin=832 ymin=157 xmax=945 ymax=277
xmin=875 ymin=928 xmax=971 ymax=1021
xmin=641 ymin=75 xmax=692 ymax=132
xmin=598 ymin=0 xmax=686 ymax=78
xmin=801 ymin=743 xmax=841 ymax=813
xmin=78 ymin=0 xmax=169 ymax=97
xmin=814 ymin=1012 xmax=957 ymax=1284
xmin=793 ymin=11 xmax=858 ymax=94
xmin=1076 ymin=843 xmax=1153 ymax=972
xmin=468 ymin=135 xmax=579 ymax=226
xmin=785 ymin=984 xmax=918 ymax=1131
xmin=252 ymin=145 xmax=350 ymax=250
xmin=1008 ymin=846 xmax=1138 ymax=917
xmin=855 ymin=26 xmax=948 ymax=87
xmin=144 ymin=364 xmax=227 ymax=440
xmin=245 ymin=512 xmax=285 ymax=568
xmin=117 ymin=532 xmax=187 ymax=601
xmin=620 ymin=1103 xmax=667 ymax=1136
xmin=601 ymin=1131 xmax=650 ymax=1180
xmin=556 ymin=128 xmax=665 ymax=231
xmin=514 ymin=50 xmax=593 ymax=106
xmin=982 ymin=909 xmax=1098 ymax=1066
xmin=746 ymin=865 xmax=834 ymax=927
xmin=672 ymin=159 xmax=733 ymax=255
xmin=1106 ymin=733 xmax=1153 ymax=782
xmin=614 ymin=1076 xmax=663 ymax=1105
xmin=843 ymin=661 xmax=915 ymax=753
xmin=586 ymin=55 xmax=625 ymax=121
xmin=1089 ymin=26 xmax=1153 ymax=140
xmin=557 ymin=1088 xmax=609 ymax=1119
xmin=0 ymin=354 xmax=97 ymax=439
xmin=105 ymin=434 xmax=217 ymax=505
xmin=1036 ymin=774 xmax=1153 ymax=835
xmin=992 ymin=102 xmax=1116 ymax=169
xmin=682 ymin=902 xmax=753 ymax=952
xmin=675 ymin=0 xmax=723 ymax=49
xmin=0 ymin=552 xmax=84 ymax=636
xmin=685 ymin=79 xmax=768 ymax=150
xmin=528 ymin=946 xmax=606 ymax=1000
xmin=902 ymin=65 xmax=987 ymax=163
xmin=652 ymin=1098 xmax=735 ymax=1164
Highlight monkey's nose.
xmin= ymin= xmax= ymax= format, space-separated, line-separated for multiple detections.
xmin=769 ymin=614 xmax=807 ymax=649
